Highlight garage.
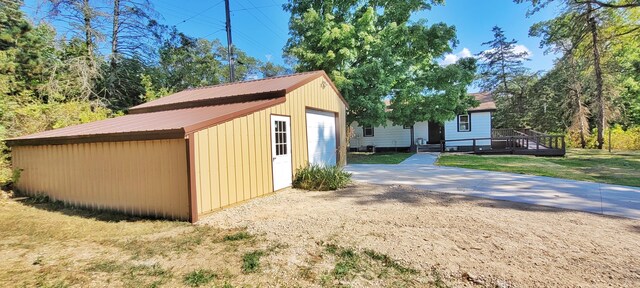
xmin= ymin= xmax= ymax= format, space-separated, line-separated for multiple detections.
xmin=306 ymin=109 xmax=337 ymax=166
xmin=7 ymin=70 xmax=347 ymax=222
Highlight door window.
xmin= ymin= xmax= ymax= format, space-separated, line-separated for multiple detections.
xmin=275 ymin=120 xmax=288 ymax=155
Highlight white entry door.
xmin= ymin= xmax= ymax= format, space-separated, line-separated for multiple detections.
xmin=306 ymin=109 xmax=337 ymax=166
xmin=271 ymin=115 xmax=292 ymax=190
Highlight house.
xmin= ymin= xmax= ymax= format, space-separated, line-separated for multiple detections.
xmin=349 ymin=93 xmax=496 ymax=152
xmin=6 ymin=71 xmax=347 ymax=223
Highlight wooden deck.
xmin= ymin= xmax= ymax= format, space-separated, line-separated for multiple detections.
xmin=440 ymin=129 xmax=566 ymax=156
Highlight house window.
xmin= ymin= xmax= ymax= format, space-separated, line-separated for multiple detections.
xmin=363 ymin=125 xmax=374 ymax=137
xmin=403 ymin=125 xmax=411 ymax=129
xmin=458 ymin=114 xmax=470 ymax=132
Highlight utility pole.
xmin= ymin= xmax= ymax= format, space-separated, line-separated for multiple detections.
xmin=224 ymin=0 xmax=235 ymax=82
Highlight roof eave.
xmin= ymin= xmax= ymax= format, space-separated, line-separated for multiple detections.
xmin=5 ymin=129 xmax=186 ymax=147
xmin=183 ymin=97 xmax=287 ymax=134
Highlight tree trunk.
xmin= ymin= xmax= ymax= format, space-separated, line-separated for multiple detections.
xmin=569 ymin=54 xmax=588 ymax=149
xmin=111 ymin=0 xmax=120 ymax=69
xmin=82 ymin=0 xmax=93 ymax=64
xmin=587 ymin=3 xmax=605 ymax=149
xmin=410 ymin=125 xmax=416 ymax=152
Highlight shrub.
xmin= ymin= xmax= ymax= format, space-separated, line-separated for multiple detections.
xmin=566 ymin=125 xmax=640 ymax=150
xmin=293 ymin=165 xmax=351 ymax=191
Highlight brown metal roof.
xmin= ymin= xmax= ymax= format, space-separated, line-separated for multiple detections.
xmin=383 ymin=92 xmax=496 ymax=112
xmin=6 ymin=98 xmax=285 ymax=147
xmin=129 ymin=70 xmax=346 ymax=114
xmin=468 ymin=92 xmax=496 ymax=111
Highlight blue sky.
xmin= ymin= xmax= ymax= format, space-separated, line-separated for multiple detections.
xmin=22 ymin=0 xmax=560 ymax=73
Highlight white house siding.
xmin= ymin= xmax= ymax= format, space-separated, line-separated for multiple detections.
xmin=350 ymin=121 xmax=429 ymax=148
xmin=444 ymin=112 xmax=492 ymax=148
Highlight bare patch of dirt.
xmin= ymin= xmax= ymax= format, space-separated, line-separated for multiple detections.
xmin=200 ymin=183 xmax=640 ymax=287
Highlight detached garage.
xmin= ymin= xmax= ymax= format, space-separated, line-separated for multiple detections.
xmin=6 ymin=71 xmax=347 ymax=222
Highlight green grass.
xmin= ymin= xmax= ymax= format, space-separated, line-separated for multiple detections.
xmin=437 ymin=149 xmax=640 ymax=187
xmin=347 ymin=152 xmax=414 ymax=164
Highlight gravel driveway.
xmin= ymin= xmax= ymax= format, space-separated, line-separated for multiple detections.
xmin=200 ymin=183 xmax=640 ymax=287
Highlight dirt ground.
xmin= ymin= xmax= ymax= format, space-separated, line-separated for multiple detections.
xmin=2 ymin=183 xmax=640 ymax=287
xmin=200 ymin=183 xmax=640 ymax=287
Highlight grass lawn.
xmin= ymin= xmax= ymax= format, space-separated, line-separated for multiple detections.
xmin=347 ymin=152 xmax=414 ymax=164
xmin=437 ymin=149 xmax=640 ymax=187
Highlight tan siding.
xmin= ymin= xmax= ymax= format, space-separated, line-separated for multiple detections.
xmin=12 ymin=139 xmax=190 ymax=219
xmin=193 ymin=77 xmax=347 ymax=215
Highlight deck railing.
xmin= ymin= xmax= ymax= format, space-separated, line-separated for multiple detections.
xmin=441 ymin=128 xmax=565 ymax=156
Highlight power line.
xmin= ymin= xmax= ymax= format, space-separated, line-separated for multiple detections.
xmin=244 ymin=0 xmax=288 ymax=34
xmin=231 ymin=4 xmax=281 ymax=12
xmin=233 ymin=0 xmax=286 ymax=41
xmin=173 ymin=0 xmax=225 ymax=26
xmin=200 ymin=28 xmax=226 ymax=39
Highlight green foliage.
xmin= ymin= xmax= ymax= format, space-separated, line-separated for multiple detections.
xmin=241 ymin=250 xmax=264 ymax=273
xmin=11 ymin=168 xmax=21 ymax=185
xmin=139 ymin=73 xmax=173 ymax=102
xmin=293 ymin=165 xmax=351 ymax=191
xmin=284 ymin=0 xmax=464 ymax=127
xmin=567 ymin=125 xmax=640 ymax=150
xmin=183 ymin=269 xmax=217 ymax=287
xmin=513 ymin=0 xmax=640 ymax=145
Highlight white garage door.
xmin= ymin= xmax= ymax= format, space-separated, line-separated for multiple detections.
xmin=306 ymin=109 xmax=337 ymax=166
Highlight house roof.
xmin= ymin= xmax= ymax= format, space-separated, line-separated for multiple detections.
xmin=383 ymin=92 xmax=496 ymax=112
xmin=468 ymin=92 xmax=496 ymax=112
xmin=6 ymin=98 xmax=285 ymax=147
xmin=6 ymin=70 xmax=347 ymax=147
xmin=129 ymin=70 xmax=346 ymax=114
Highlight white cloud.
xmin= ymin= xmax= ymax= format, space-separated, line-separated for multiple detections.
xmin=440 ymin=48 xmax=473 ymax=66
xmin=513 ymin=44 xmax=532 ymax=58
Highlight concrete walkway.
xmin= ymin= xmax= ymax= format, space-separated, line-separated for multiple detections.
xmin=346 ymin=153 xmax=640 ymax=219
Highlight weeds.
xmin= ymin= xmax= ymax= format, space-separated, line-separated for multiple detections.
xmin=293 ymin=165 xmax=351 ymax=191
xmin=183 ymin=269 xmax=217 ymax=287
xmin=224 ymin=231 xmax=251 ymax=241
xmin=242 ymin=250 xmax=264 ymax=273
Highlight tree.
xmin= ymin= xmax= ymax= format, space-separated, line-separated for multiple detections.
xmin=44 ymin=0 xmax=106 ymax=100
xmin=517 ymin=0 xmax=640 ymax=148
xmin=477 ymin=26 xmax=532 ymax=128
xmin=477 ymin=26 xmax=530 ymax=94
xmin=387 ymin=57 xmax=478 ymax=149
xmin=259 ymin=61 xmax=288 ymax=78
xmin=284 ymin=0 xmax=461 ymax=127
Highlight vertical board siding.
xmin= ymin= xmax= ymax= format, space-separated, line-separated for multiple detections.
xmin=12 ymin=139 xmax=190 ymax=219
xmin=193 ymin=77 xmax=347 ymax=215
xmin=444 ymin=112 xmax=492 ymax=147
xmin=349 ymin=121 xmax=430 ymax=148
